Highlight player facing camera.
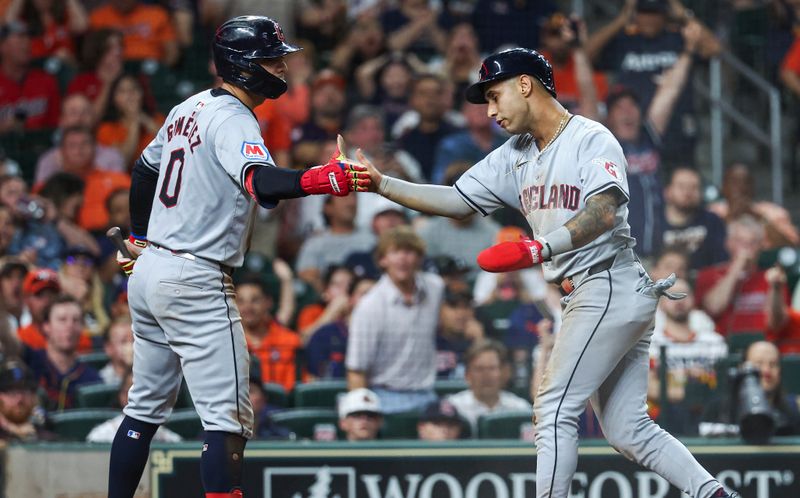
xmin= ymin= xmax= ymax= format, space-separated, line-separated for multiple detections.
xmin=728 ymin=363 xmax=775 ymax=444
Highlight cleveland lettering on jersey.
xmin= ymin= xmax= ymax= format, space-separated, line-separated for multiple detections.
xmin=166 ymin=102 xmax=204 ymax=153
xmin=520 ymin=183 xmax=581 ymax=215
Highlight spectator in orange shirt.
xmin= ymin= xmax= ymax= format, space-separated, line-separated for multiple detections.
xmin=297 ymin=265 xmax=355 ymax=343
xmin=253 ymin=99 xmax=292 ymax=170
xmin=60 ymin=126 xmax=130 ymax=232
xmin=66 ymin=29 xmax=123 ymax=123
xmin=0 ymin=21 xmax=60 ymax=132
xmin=4 ymin=0 xmax=88 ymax=62
xmin=88 ymin=0 xmax=178 ymax=67
xmin=96 ymin=74 xmax=163 ymax=168
xmin=16 ymin=267 xmax=93 ymax=352
xmin=539 ymin=13 xmax=607 ymax=120
xmin=236 ymin=275 xmax=302 ymax=391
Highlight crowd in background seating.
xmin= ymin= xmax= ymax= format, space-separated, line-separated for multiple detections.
xmin=1 ymin=0 xmax=800 ymax=443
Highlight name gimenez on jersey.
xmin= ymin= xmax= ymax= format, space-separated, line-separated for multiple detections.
xmin=520 ymin=183 xmax=581 ymax=215
xmin=166 ymin=102 xmax=204 ymax=153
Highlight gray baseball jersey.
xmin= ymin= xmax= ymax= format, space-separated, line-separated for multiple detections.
xmin=454 ymin=115 xmax=635 ymax=282
xmin=140 ymin=88 xmax=275 ymax=268
xmin=455 ymin=115 xmax=723 ymax=498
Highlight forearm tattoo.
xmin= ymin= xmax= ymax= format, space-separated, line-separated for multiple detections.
xmin=564 ymin=190 xmax=620 ymax=248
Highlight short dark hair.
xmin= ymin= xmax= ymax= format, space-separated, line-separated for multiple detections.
xmin=411 ymin=73 xmax=445 ymax=94
xmin=38 ymin=172 xmax=85 ymax=208
xmin=60 ymin=125 xmax=95 ymax=145
xmin=323 ymin=265 xmax=353 ymax=289
xmin=464 ymin=339 xmax=509 ymax=369
xmin=667 ymin=166 xmax=701 ymax=186
xmin=235 ymin=273 xmax=270 ymax=297
xmin=43 ymin=294 xmax=81 ymax=323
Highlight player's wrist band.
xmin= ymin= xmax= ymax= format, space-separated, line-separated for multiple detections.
xmin=129 ymin=234 xmax=149 ymax=248
xmin=538 ymin=226 xmax=573 ymax=259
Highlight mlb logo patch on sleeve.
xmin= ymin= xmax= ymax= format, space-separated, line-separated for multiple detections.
xmin=127 ymin=430 xmax=141 ymax=440
xmin=241 ymin=142 xmax=271 ymax=161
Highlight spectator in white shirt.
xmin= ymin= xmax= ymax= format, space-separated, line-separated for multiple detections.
xmin=99 ymin=316 xmax=133 ymax=385
xmin=447 ymin=340 xmax=531 ymax=435
xmin=346 ymin=226 xmax=443 ymax=413
xmin=86 ymin=370 xmax=181 ymax=443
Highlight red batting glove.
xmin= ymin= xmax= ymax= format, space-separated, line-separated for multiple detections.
xmin=345 ymin=162 xmax=371 ymax=192
xmin=300 ymin=161 xmax=349 ymax=196
xmin=477 ymin=238 xmax=546 ymax=273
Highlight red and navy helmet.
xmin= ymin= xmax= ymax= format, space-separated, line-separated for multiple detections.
xmin=212 ymin=16 xmax=301 ymax=99
xmin=466 ymin=48 xmax=556 ymax=104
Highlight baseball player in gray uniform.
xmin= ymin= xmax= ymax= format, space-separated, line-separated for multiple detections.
xmin=356 ymin=48 xmax=739 ymax=498
xmin=108 ymin=17 xmax=368 ymax=498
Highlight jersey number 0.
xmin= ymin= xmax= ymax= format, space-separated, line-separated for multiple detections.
xmin=159 ymin=148 xmax=185 ymax=208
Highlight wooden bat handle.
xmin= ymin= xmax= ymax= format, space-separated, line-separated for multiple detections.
xmin=106 ymin=226 xmax=133 ymax=259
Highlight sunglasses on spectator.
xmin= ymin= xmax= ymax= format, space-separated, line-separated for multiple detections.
xmin=66 ymin=255 xmax=95 ymax=267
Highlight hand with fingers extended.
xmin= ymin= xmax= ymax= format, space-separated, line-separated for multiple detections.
xmin=354 ymin=148 xmax=383 ymax=193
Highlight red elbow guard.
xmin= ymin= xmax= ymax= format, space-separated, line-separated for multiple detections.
xmin=477 ymin=238 xmax=545 ymax=273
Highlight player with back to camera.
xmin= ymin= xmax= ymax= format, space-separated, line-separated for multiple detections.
xmin=108 ymin=16 xmax=369 ymax=498
xmin=355 ymin=48 xmax=740 ymax=498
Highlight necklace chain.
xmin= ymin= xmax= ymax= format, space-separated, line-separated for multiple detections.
xmin=536 ymin=109 xmax=570 ymax=161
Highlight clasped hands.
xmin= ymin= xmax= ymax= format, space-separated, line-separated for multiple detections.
xmin=300 ymin=135 xmax=372 ymax=196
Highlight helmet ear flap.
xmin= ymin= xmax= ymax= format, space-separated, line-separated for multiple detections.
xmin=240 ymin=60 xmax=288 ymax=99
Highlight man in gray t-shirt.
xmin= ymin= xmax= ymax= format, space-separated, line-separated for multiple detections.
xmin=295 ymin=194 xmax=375 ymax=292
xmin=346 ymin=226 xmax=442 ymax=414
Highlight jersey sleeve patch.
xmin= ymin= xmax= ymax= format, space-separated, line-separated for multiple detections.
xmin=241 ymin=141 xmax=271 ymax=161
xmin=592 ymin=158 xmax=623 ymax=183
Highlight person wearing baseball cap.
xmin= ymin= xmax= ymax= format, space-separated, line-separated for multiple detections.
xmin=17 ymin=268 xmax=93 ymax=352
xmin=417 ymin=398 xmax=465 ymax=441
xmin=338 ymin=388 xmax=383 ymax=441
xmin=0 ymin=361 xmax=53 ymax=442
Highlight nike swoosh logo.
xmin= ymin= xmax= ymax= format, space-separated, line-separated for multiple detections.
xmin=509 ymin=160 xmax=529 ymax=173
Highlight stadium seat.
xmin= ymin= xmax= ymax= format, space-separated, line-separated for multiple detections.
xmin=477 ymin=410 xmax=534 ymax=439
xmin=781 ymin=355 xmax=800 ymax=394
xmin=76 ymin=383 xmax=119 ymax=409
xmin=434 ymin=379 xmax=469 ymax=398
xmin=726 ymin=332 xmax=765 ymax=355
xmin=269 ymin=408 xmax=339 ymax=440
xmin=381 ymin=411 xmax=420 ymax=439
xmin=175 ymin=380 xmax=194 ymax=409
xmin=263 ymin=382 xmax=289 ymax=408
xmin=165 ymin=409 xmax=203 ymax=439
xmin=77 ymin=352 xmax=110 ymax=371
xmin=50 ymin=408 xmax=119 ymax=441
xmin=292 ymin=380 xmax=347 ymax=409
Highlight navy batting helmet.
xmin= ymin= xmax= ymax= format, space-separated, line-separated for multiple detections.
xmin=213 ymin=16 xmax=301 ymax=99
xmin=465 ymin=48 xmax=556 ymax=104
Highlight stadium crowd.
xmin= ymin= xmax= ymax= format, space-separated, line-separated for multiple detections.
xmin=1 ymin=0 xmax=800 ymax=443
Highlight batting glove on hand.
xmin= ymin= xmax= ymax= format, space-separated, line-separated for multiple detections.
xmin=333 ymin=134 xmax=371 ymax=193
xmin=477 ymin=237 xmax=547 ymax=273
xmin=300 ymin=162 xmax=350 ymax=196
xmin=117 ymin=252 xmax=135 ymax=276
xmin=116 ymin=237 xmax=147 ymax=276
